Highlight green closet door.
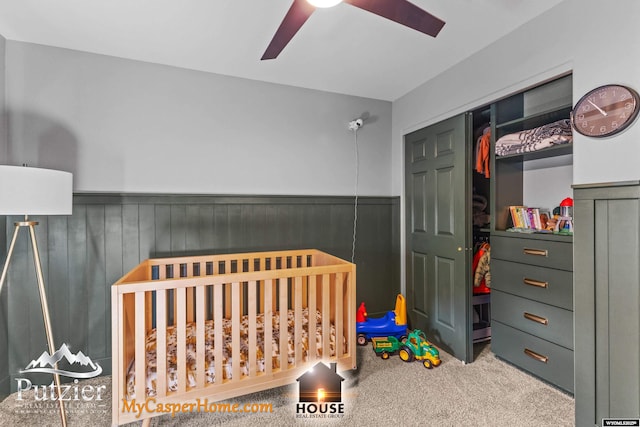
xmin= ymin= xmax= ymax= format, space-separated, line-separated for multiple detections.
xmin=404 ymin=113 xmax=472 ymax=362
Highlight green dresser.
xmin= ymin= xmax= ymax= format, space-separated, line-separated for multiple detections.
xmin=490 ymin=233 xmax=574 ymax=393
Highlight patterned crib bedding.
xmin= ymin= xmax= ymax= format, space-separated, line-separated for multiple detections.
xmin=495 ymin=119 xmax=572 ymax=156
xmin=126 ymin=307 xmax=339 ymax=399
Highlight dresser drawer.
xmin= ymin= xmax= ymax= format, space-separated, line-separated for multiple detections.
xmin=492 ymin=321 xmax=574 ymax=393
xmin=491 ymin=290 xmax=573 ymax=349
xmin=492 ymin=259 xmax=573 ymax=310
xmin=492 ymin=235 xmax=573 ymax=271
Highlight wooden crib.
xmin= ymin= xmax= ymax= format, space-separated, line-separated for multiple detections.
xmin=111 ymin=249 xmax=356 ymax=426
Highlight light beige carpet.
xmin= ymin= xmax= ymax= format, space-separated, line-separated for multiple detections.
xmin=0 ymin=343 xmax=574 ymax=426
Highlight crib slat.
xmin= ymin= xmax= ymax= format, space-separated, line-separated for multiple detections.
xmin=271 ymin=274 xmax=277 ymax=313
xmin=335 ymin=273 xmax=344 ymax=358
xmin=186 ymin=287 xmax=195 ymax=324
xmin=248 ymin=281 xmax=257 ymax=377
xmin=196 ymin=286 xmax=206 ymax=388
xmin=134 ymin=292 xmax=146 ymax=401
xmin=279 ymin=277 xmax=288 ymax=371
xmin=258 ymin=257 xmax=266 ymax=310
xmin=264 ymin=279 xmax=273 ymax=375
xmin=294 ymin=276 xmax=303 ymax=365
xmin=322 ymin=274 xmax=331 ymax=360
xmin=176 ymin=287 xmax=187 ymax=393
xmin=214 ymin=284 xmax=223 ymax=384
xmin=232 ymin=282 xmax=241 ymax=381
xmin=224 ymin=260 xmax=231 ymax=318
xmin=156 ymin=290 xmax=167 ymax=397
xmin=308 ymin=275 xmax=317 ymax=363
xmin=301 ymin=256 xmax=308 ymax=309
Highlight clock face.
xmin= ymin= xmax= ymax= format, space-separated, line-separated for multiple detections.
xmin=571 ymin=85 xmax=640 ymax=138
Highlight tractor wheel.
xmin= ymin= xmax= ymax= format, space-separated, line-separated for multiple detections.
xmin=381 ymin=351 xmax=390 ymax=360
xmin=423 ymin=359 xmax=433 ymax=369
xmin=357 ymin=334 xmax=367 ymax=346
xmin=399 ymin=345 xmax=414 ymax=363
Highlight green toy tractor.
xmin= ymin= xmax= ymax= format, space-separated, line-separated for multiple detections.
xmin=398 ymin=329 xmax=441 ymax=369
xmin=371 ymin=329 xmax=441 ymax=368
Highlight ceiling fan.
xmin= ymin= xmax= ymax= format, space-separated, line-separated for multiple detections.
xmin=261 ymin=0 xmax=446 ymax=60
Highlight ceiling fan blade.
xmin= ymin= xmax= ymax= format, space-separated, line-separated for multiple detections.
xmin=344 ymin=0 xmax=445 ymax=37
xmin=261 ymin=0 xmax=316 ymax=60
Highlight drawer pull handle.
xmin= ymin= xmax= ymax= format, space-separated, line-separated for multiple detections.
xmin=524 ymin=312 xmax=549 ymax=325
xmin=523 ymin=278 xmax=548 ymax=288
xmin=524 ymin=348 xmax=549 ymax=364
xmin=523 ymin=248 xmax=548 ymax=257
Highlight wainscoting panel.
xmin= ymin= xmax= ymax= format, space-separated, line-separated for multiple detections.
xmin=1 ymin=193 xmax=399 ymax=392
xmin=0 ymin=215 xmax=7 ymax=397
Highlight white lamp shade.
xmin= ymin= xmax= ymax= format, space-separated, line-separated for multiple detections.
xmin=0 ymin=166 xmax=73 ymax=215
xmin=307 ymin=0 xmax=342 ymax=7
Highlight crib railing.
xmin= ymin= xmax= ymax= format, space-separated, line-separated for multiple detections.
xmin=111 ymin=249 xmax=356 ymax=426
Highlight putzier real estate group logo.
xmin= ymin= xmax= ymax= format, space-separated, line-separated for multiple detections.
xmin=16 ymin=343 xmax=107 ymax=404
xmin=20 ymin=343 xmax=102 ymax=379
xmin=295 ymin=362 xmax=345 ymax=419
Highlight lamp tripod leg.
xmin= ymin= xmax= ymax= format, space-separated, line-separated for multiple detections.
xmin=28 ymin=224 xmax=67 ymax=427
xmin=0 ymin=224 xmax=21 ymax=295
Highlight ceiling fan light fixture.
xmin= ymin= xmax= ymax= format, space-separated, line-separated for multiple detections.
xmin=306 ymin=0 xmax=342 ymax=8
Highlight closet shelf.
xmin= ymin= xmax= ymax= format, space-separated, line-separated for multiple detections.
xmin=495 ymin=143 xmax=573 ymax=162
xmin=495 ymin=104 xmax=572 ymax=132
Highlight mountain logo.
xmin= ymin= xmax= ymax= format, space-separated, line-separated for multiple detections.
xmin=20 ymin=343 xmax=102 ymax=379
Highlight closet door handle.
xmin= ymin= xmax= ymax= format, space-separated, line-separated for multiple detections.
xmin=523 ymin=278 xmax=548 ymax=288
xmin=524 ymin=348 xmax=549 ymax=364
xmin=524 ymin=312 xmax=548 ymax=325
xmin=523 ymin=248 xmax=548 ymax=257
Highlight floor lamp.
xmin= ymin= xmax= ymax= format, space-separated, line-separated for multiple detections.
xmin=0 ymin=165 xmax=73 ymax=427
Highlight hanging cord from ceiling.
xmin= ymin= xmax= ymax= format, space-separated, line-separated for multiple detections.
xmin=350 ymin=124 xmax=360 ymax=265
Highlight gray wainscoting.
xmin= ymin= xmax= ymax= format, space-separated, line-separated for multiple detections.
xmin=0 ymin=193 xmax=399 ymax=393
xmin=0 ymin=215 xmax=7 ymax=397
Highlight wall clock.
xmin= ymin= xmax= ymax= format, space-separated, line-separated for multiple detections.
xmin=571 ymin=84 xmax=640 ymax=138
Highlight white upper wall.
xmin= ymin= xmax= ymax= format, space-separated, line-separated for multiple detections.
xmin=393 ymin=0 xmax=640 ymax=194
xmin=0 ymin=34 xmax=6 ymax=161
xmin=571 ymin=0 xmax=640 ymax=185
xmin=5 ymin=42 xmax=392 ymax=196
xmin=392 ymin=1 xmax=573 ymax=196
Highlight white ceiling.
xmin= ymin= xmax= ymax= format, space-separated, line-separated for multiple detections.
xmin=0 ymin=0 xmax=563 ymax=101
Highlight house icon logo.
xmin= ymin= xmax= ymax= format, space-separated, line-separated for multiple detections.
xmin=295 ymin=362 xmax=345 ymax=418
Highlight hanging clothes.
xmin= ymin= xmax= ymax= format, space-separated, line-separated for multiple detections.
xmin=472 ymin=242 xmax=491 ymax=294
xmin=475 ymin=127 xmax=491 ymax=178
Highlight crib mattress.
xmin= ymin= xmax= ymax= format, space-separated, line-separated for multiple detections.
xmin=126 ymin=307 xmax=339 ymax=398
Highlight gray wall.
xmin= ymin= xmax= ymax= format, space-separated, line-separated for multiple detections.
xmin=0 ymin=32 xmax=8 ymax=397
xmin=5 ymin=42 xmax=393 ymax=196
xmin=4 ymin=193 xmax=399 ymax=392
